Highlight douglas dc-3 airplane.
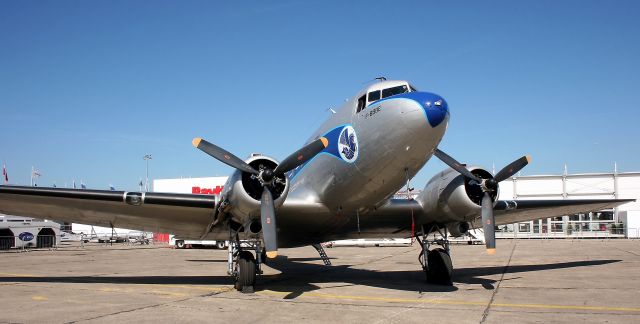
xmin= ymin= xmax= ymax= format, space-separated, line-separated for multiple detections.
xmin=0 ymin=79 xmax=633 ymax=292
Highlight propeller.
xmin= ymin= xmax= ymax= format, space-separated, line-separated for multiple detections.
xmin=433 ymin=148 xmax=531 ymax=254
xmin=193 ymin=136 xmax=329 ymax=258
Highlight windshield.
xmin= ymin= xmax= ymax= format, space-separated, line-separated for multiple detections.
xmin=381 ymin=85 xmax=409 ymax=99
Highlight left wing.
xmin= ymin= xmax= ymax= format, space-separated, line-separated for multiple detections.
xmin=0 ymin=185 xmax=216 ymax=238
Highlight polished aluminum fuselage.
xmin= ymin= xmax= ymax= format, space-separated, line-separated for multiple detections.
xmin=271 ymin=81 xmax=450 ymax=246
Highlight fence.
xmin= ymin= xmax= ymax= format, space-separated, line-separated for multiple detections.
xmin=494 ymin=223 xmax=639 ymax=239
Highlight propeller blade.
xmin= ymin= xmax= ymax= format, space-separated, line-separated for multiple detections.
xmin=481 ymin=192 xmax=496 ymax=255
xmin=260 ymin=186 xmax=278 ymax=258
xmin=433 ymin=149 xmax=482 ymax=182
xmin=192 ymin=137 xmax=258 ymax=175
xmin=273 ymin=137 xmax=329 ymax=175
xmin=494 ymin=155 xmax=531 ymax=182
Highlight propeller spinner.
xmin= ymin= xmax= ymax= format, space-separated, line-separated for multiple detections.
xmin=192 ymin=136 xmax=329 ymax=258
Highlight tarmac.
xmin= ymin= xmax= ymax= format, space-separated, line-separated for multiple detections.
xmin=1 ymin=239 xmax=639 ymax=323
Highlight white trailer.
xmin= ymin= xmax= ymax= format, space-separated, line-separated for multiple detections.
xmin=0 ymin=214 xmax=61 ymax=249
xmin=169 ymin=235 xmax=228 ymax=249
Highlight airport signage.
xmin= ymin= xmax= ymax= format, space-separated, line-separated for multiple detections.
xmin=192 ymin=186 xmax=223 ymax=195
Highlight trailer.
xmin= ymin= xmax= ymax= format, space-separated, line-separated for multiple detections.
xmin=0 ymin=214 xmax=61 ymax=250
xmin=170 ymin=235 xmax=228 ymax=249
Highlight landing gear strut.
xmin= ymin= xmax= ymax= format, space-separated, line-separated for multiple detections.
xmin=227 ymin=230 xmax=264 ymax=293
xmin=417 ymin=224 xmax=453 ymax=286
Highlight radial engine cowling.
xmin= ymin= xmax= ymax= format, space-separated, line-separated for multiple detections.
xmin=223 ymin=155 xmax=289 ymax=222
xmin=418 ymin=166 xmax=498 ymax=224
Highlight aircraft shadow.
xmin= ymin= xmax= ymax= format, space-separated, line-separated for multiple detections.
xmin=256 ymin=257 xmax=620 ymax=296
xmin=0 ymin=257 xmax=620 ymax=297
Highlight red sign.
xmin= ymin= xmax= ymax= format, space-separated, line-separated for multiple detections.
xmin=192 ymin=186 xmax=223 ymax=195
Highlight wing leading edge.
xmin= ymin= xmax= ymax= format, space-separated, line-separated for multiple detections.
xmin=0 ymin=185 xmax=217 ymax=238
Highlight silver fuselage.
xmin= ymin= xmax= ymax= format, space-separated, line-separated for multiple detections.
xmin=269 ymin=80 xmax=449 ymax=246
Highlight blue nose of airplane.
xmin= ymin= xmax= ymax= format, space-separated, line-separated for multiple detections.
xmin=393 ymin=92 xmax=449 ymax=128
xmin=424 ymin=94 xmax=449 ymax=128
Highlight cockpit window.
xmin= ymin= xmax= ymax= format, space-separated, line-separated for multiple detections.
xmin=368 ymin=90 xmax=381 ymax=102
xmin=409 ymin=85 xmax=417 ymax=92
xmin=356 ymin=95 xmax=366 ymax=113
xmin=381 ymin=85 xmax=409 ymax=99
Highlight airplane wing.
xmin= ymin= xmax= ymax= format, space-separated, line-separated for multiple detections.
xmin=369 ymin=198 xmax=632 ymax=232
xmin=492 ymin=199 xmax=634 ymax=226
xmin=0 ymin=185 xmax=216 ymax=238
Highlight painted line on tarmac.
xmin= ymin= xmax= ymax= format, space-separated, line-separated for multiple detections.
xmin=0 ymin=272 xmax=37 ymax=277
xmin=0 ymin=272 xmax=228 ymax=292
xmin=258 ymin=290 xmax=640 ymax=313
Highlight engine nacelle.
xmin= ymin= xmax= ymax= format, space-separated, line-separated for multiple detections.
xmin=222 ymin=155 xmax=289 ymax=224
xmin=418 ymin=166 xmax=497 ymax=223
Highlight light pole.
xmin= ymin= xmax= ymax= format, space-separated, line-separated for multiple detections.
xmin=143 ymin=154 xmax=152 ymax=192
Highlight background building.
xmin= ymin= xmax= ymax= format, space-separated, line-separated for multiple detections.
xmin=497 ymin=170 xmax=640 ymax=238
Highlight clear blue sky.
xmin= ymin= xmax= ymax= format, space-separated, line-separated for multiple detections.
xmin=1 ymin=0 xmax=639 ymax=191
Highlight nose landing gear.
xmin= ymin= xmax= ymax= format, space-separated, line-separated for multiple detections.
xmin=417 ymin=224 xmax=453 ymax=286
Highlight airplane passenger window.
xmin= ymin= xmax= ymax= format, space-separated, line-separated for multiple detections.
xmin=356 ymin=95 xmax=366 ymax=113
xmin=368 ymin=90 xmax=381 ymax=102
xmin=381 ymin=85 xmax=409 ymax=99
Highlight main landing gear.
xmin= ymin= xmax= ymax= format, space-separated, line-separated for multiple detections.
xmin=227 ymin=232 xmax=264 ymax=293
xmin=417 ymin=224 xmax=453 ymax=286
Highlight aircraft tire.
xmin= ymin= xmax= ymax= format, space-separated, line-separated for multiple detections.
xmin=426 ymin=248 xmax=453 ymax=286
xmin=235 ymin=251 xmax=256 ymax=292
xmin=175 ymin=240 xmax=185 ymax=249
xmin=216 ymin=241 xmax=225 ymax=249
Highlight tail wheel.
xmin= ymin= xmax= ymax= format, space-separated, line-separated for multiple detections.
xmin=235 ymin=251 xmax=256 ymax=292
xmin=426 ymin=248 xmax=453 ymax=286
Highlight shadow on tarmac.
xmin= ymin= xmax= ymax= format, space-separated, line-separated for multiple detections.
xmin=0 ymin=257 xmax=620 ymax=297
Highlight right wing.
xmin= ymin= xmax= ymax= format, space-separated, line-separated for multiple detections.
xmin=492 ymin=199 xmax=634 ymax=226
xmin=0 ymin=185 xmax=217 ymax=238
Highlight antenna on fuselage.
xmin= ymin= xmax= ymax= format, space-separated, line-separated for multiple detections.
xmin=361 ymin=76 xmax=388 ymax=84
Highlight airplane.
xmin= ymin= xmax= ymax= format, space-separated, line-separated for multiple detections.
xmin=0 ymin=79 xmax=633 ymax=292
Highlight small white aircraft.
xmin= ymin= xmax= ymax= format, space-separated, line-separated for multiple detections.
xmin=0 ymin=79 xmax=632 ymax=292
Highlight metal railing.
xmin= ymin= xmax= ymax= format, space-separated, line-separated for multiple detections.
xmin=495 ymin=223 xmax=640 ymax=239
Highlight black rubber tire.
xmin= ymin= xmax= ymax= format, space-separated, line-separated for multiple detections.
xmin=426 ymin=248 xmax=453 ymax=286
xmin=216 ymin=241 xmax=225 ymax=249
xmin=235 ymin=251 xmax=256 ymax=291
xmin=175 ymin=240 xmax=185 ymax=249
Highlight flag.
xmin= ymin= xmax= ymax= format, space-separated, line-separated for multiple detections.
xmin=2 ymin=163 xmax=7 ymax=183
